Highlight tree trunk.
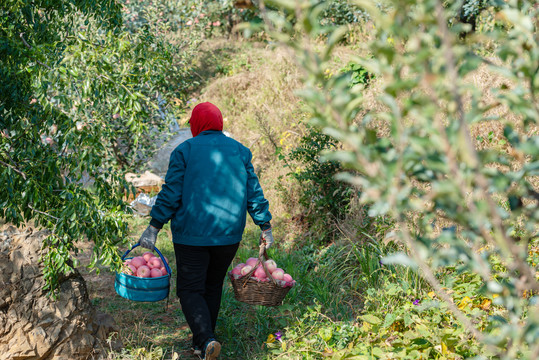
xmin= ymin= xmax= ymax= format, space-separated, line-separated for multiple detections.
xmin=0 ymin=223 xmax=120 ymax=360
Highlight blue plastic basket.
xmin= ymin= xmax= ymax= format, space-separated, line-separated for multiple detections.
xmin=114 ymin=244 xmax=172 ymax=302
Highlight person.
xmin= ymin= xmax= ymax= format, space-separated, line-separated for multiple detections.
xmin=138 ymin=102 xmax=274 ymax=360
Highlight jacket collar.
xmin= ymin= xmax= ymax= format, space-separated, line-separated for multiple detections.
xmin=198 ymin=130 xmax=223 ymax=136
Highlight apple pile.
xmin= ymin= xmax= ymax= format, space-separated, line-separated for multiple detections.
xmin=123 ymin=252 xmax=169 ymax=278
xmin=230 ymin=257 xmax=295 ymax=288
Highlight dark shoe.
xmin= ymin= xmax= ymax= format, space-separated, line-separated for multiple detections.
xmin=203 ymin=338 xmax=221 ymax=360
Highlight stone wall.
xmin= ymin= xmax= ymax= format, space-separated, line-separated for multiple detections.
xmin=0 ymin=224 xmax=118 ymax=360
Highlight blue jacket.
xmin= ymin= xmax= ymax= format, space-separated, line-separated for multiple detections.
xmin=150 ymin=130 xmax=272 ymax=246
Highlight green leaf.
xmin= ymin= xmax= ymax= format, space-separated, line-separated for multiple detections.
xmin=318 ymin=327 xmax=333 ymax=342
xmin=404 ymin=313 xmax=413 ymax=328
xmin=382 ymin=313 xmax=397 ymax=328
xmin=359 ymin=314 xmax=382 ymax=325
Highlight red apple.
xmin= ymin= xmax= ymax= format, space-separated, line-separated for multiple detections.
xmin=148 ymin=257 xmax=162 ymax=269
xmin=150 ymin=268 xmax=163 ymax=278
xmin=240 ymin=265 xmax=253 ymax=276
xmin=231 ymin=266 xmax=242 ymax=276
xmin=283 ymin=273 xmax=293 ymax=282
xmin=131 ymin=257 xmax=145 ymax=268
xmin=137 ymin=265 xmax=151 ymax=278
xmin=246 ymin=257 xmax=258 ymax=267
xmin=128 ymin=264 xmax=137 ymax=274
xmin=123 ymin=263 xmax=137 ymax=275
xmin=254 ymin=266 xmax=267 ymax=279
xmin=143 ymin=252 xmax=155 ymax=262
xmin=271 ymin=268 xmax=284 ymax=280
xmin=265 ymin=260 xmax=277 ymax=273
xmin=160 ymin=266 xmax=168 ymax=275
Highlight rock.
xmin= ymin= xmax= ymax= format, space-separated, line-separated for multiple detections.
xmin=125 ymin=171 xmax=164 ymax=203
xmin=148 ymin=128 xmax=192 ymax=177
xmin=125 ymin=171 xmax=164 ymax=188
xmin=0 ymin=225 xmax=120 ymax=360
xmin=0 ymin=224 xmax=17 ymax=255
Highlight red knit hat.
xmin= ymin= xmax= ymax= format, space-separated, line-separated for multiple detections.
xmin=189 ymin=102 xmax=223 ymax=137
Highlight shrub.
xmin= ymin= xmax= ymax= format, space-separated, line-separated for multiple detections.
xmin=287 ymin=127 xmax=354 ymax=224
xmin=121 ymin=0 xmax=263 ymax=38
xmin=320 ymin=0 xmax=369 ymax=26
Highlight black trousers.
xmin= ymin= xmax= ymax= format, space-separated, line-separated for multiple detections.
xmin=174 ymin=242 xmax=239 ymax=348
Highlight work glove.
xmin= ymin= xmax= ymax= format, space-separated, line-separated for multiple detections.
xmin=260 ymin=226 xmax=274 ymax=250
xmin=139 ymin=225 xmax=160 ymax=251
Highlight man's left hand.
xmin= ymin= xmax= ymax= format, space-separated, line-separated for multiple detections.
xmin=139 ymin=225 xmax=160 ymax=251
xmin=260 ymin=227 xmax=274 ymax=250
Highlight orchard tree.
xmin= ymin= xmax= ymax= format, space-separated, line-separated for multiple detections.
xmin=259 ymin=0 xmax=538 ymax=358
xmin=0 ymin=0 xmax=192 ymax=293
xmin=450 ymin=0 xmax=490 ymax=37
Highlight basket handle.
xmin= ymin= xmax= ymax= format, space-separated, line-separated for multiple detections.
xmin=121 ymin=243 xmax=172 ymax=278
xmin=240 ymin=242 xmax=278 ymax=287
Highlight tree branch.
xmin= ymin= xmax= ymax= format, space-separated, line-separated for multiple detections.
xmin=0 ymin=159 xmax=27 ymax=180
xmin=19 ymin=32 xmax=52 ymax=70
xmin=28 ymin=204 xmax=59 ymax=222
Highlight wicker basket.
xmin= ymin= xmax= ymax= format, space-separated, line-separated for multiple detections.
xmin=229 ymin=244 xmax=293 ymax=306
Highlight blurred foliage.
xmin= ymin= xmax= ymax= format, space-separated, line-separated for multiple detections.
xmin=122 ymin=0 xmax=262 ymax=37
xmin=320 ymin=0 xmax=369 ymax=26
xmin=258 ymin=0 xmax=539 ymax=358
